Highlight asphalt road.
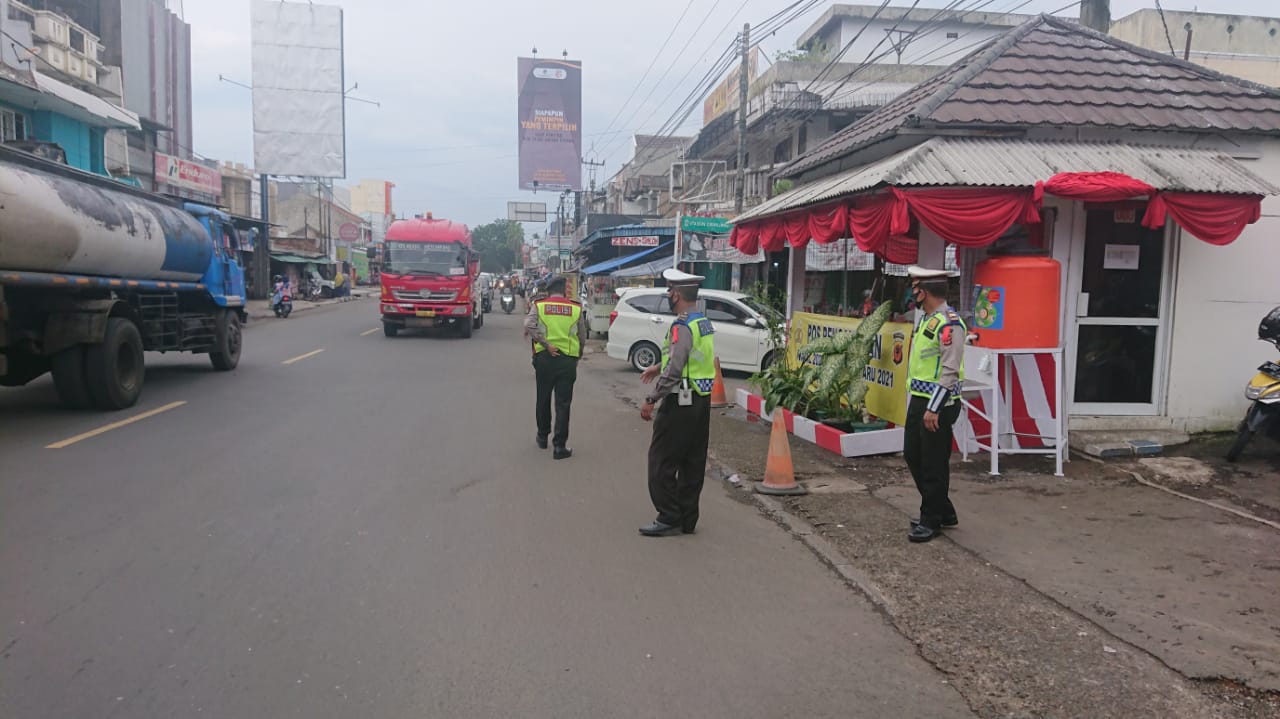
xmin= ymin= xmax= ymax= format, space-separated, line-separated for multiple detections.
xmin=0 ymin=301 xmax=972 ymax=718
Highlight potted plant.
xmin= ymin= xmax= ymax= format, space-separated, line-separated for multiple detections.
xmin=795 ymin=301 xmax=893 ymax=430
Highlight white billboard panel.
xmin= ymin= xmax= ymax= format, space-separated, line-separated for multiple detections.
xmin=251 ymin=1 xmax=346 ymax=178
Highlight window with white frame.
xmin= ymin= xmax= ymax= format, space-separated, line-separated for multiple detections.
xmin=1 ymin=109 xmax=28 ymax=142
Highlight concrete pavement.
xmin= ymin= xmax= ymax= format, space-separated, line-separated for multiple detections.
xmin=0 ymin=301 xmax=972 ymax=718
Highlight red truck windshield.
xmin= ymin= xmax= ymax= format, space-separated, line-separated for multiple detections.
xmin=385 ymin=241 xmax=467 ymax=277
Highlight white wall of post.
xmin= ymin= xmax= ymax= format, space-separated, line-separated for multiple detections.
xmin=787 ymin=245 xmax=807 ymax=319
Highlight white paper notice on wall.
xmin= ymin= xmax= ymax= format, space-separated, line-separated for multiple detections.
xmin=1103 ymin=244 xmax=1141 ymax=270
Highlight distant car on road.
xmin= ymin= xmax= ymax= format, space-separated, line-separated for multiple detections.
xmin=606 ymin=287 xmax=781 ymax=373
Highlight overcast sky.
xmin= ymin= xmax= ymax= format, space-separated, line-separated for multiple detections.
xmin=185 ymin=0 xmax=1277 ymax=231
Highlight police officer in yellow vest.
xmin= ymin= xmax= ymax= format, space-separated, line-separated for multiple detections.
xmin=905 ymin=265 xmax=967 ymax=543
xmin=524 ymin=275 xmax=589 ymax=459
xmin=638 ymin=269 xmax=716 ymax=537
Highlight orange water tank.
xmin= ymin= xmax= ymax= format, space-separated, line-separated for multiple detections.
xmin=971 ymin=256 xmax=1061 ymax=349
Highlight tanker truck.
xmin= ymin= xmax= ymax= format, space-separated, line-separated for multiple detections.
xmin=0 ymin=145 xmax=247 ymax=410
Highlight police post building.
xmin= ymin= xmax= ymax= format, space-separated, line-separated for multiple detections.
xmin=730 ymin=15 xmax=1280 ymax=439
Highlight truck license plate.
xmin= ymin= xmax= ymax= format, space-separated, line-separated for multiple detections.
xmin=416 ymin=310 xmax=436 ymax=318
xmin=1260 ymin=361 xmax=1280 ymax=380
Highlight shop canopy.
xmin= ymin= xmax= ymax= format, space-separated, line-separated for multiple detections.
xmin=581 ymin=241 xmax=674 ymax=275
xmin=730 ymin=137 xmax=1280 ymax=262
xmin=611 ymin=256 xmax=674 ymax=279
xmin=271 ymin=253 xmax=331 ymax=264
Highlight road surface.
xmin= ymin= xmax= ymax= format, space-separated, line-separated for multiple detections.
xmin=0 ymin=301 xmax=972 ymax=718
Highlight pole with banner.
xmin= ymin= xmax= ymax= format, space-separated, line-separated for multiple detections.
xmin=674 ymin=211 xmax=683 ymax=270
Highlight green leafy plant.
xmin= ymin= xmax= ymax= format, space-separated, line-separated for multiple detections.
xmin=772 ymin=179 xmax=794 ymax=195
xmin=795 ymin=301 xmax=893 ymax=421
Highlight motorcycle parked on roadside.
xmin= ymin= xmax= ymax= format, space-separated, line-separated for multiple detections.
xmin=500 ymin=286 xmax=516 ymax=314
xmin=1226 ymin=306 xmax=1280 ymax=461
xmin=272 ymin=283 xmax=293 ymax=319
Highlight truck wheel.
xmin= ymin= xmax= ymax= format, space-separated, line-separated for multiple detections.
xmin=210 ymin=310 xmax=242 ymax=371
xmin=458 ymin=313 xmax=473 ymax=338
xmin=475 ymin=311 xmax=484 ymax=329
xmin=383 ymin=322 xmax=399 ymax=338
xmin=51 ymin=345 xmax=92 ymax=409
xmin=86 ymin=318 xmax=144 ymax=410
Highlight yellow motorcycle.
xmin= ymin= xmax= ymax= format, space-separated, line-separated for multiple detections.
xmin=1226 ymin=307 xmax=1280 ymax=462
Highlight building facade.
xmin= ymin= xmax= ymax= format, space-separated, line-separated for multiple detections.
xmin=1109 ymin=8 xmax=1280 ymax=87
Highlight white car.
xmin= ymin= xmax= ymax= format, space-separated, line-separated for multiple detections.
xmin=606 ymin=287 xmax=782 ymax=373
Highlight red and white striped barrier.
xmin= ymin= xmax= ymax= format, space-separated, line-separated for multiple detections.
xmin=736 ymin=388 xmax=905 ymax=458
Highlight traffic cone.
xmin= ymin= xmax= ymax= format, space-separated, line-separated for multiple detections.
xmin=710 ymin=357 xmax=730 ymax=408
xmin=755 ymin=408 xmax=808 ymax=496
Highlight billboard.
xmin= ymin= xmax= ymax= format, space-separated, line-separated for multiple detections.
xmin=507 ymin=201 xmax=548 ymax=223
xmin=517 ymin=58 xmax=582 ymax=191
xmin=679 ymin=216 xmax=762 ymax=263
xmin=703 ymin=47 xmax=758 ymax=125
xmin=251 ymin=1 xmax=346 ymax=177
xmin=155 ymin=152 xmax=222 ymax=197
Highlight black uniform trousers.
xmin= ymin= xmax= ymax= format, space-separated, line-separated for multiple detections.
xmin=647 ymin=393 xmax=711 ymax=531
xmin=903 ymin=394 xmax=961 ymax=528
xmin=533 ymin=352 xmax=578 ymax=448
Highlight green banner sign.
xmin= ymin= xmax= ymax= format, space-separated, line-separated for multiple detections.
xmin=680 ymin=216 xmax=732 ymax=234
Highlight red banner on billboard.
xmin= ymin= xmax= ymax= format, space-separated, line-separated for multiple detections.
xmin=518 ymin=58 xmax=582 ymax=191
xmin=155 ymin=152 xmax=222 ymax=197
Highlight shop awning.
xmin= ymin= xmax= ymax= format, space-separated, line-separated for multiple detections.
xmin=270 ymin=253 xmax=329 ymax=264
xmin=730 ymin=137 xmax=1280 ymax=257
xmin=735 ymin=137 xmax=1280 ymax=225
xmin=611 ymin=256 xmax=674 ymax=279
xmin=581 ymin=241 xmax=674 ymax=275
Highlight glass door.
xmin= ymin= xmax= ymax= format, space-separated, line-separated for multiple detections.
xmin=1071 ymin=209 xmax=1171 ymax=415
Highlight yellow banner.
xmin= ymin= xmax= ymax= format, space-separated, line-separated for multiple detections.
xmin=786 ymin=312 xmax=913 ymax=427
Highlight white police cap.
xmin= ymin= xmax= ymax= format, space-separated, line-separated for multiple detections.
xmin=907 ymin=265 xmax=953 ymax=279
xmin=662 ymin=268 xmax=705 ymax=286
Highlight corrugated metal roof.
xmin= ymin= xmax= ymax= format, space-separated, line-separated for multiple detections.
xmin=734 ymin=137 xmax=1280 ymax=224
xmin=782 ymin=15 xmax=1280 ymax=179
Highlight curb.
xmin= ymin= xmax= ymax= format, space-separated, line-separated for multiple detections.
xmin=248 ymin=294 xmax=370 ymax=321
xmin=708 ymin=454 xmax=894 ymax=615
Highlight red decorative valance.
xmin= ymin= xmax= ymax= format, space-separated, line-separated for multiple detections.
xmin=729 ymin=171 xmax=1263 ymax=260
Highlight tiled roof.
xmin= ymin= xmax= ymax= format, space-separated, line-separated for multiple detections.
xmin=782 ymin=15 xmax=1280 ymax=178
xmin=735 ymin=137 xmax=1280 ymax=224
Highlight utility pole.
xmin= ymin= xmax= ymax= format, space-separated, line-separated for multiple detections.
xmin=1079 ymin=0 xmax=1110 ymax=33
xmin=734 ymin=22 xmax=749 ymax=215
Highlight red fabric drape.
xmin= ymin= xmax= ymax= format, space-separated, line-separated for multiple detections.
xmin=758 ymin=218 xmax=787 ymax=253
xmin=783 ymin=213 xmax=811 ymax=248
xmin=893 ymin=187 xmax=1040 ymax=248
xmin=1142 ymin=192 xmax=1263 ymax=246
xmin=847 ymin=193 xmax=903 ymax=256
xmin=1033 ymin=171 xmax=1156 ymax=204
xmin=729 ymin=224 xmax=758 ymax=255
xmin=807 ymin=204 xmax=848 ymax=244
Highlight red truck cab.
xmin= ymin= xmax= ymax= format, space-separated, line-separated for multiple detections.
xmin=379 ymin=215 xmax=483 ymax=338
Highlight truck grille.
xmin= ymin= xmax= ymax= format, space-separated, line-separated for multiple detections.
xmin=393 ymin=289 xmax=457 ymax=302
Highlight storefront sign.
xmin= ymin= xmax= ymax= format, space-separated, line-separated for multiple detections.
xmin=785 ymin=312 xmax=914 ymax=426
xmin=1103 ymin=244 xmax=1141 ymax=270
xmin=703 ymin=47 xmax=758 ymax=124
xmin=612 ymin=235 xmax=661 ymax=247
xmin=679 ymin=216 xmax=763 ymax=264
xmin=339 ymin=222 xmax=361 ymax=242
xmin=155 ymin=152 xmax=222 ymax=197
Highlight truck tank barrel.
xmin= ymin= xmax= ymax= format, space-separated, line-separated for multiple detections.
xmin=0 ymin=150 xmax=213 ymax=282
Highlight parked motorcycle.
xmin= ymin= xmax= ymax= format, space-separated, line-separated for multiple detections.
xmin=500 ymin=287 xmax=516 ymax=314
xmin=1226 ymin=306 xmax=1280 ymax=462
xmin=272 ymin=285 xmax=293 ymax=319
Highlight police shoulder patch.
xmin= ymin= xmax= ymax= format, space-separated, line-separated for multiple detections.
xmin=696 ymin=318 xmax=714 ymax=335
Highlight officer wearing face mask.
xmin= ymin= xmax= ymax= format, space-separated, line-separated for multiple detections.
xmin=637 ymin=269 xmax=716 ymax=537
xmin=904 ymin=266 xmax=966 ymax=544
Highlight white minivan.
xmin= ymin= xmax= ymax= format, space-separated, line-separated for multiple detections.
xmin=606 ymin=287 xmax=781 ymax=373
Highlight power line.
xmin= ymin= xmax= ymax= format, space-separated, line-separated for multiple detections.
xmin=590 ymin=0 xmax=701 ymax=156
xmin=1154 ymin=0 xmax=1177 ymax=55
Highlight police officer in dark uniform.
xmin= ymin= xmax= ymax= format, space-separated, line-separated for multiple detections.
xmin=638 ymin=269 xmax=717 ymax=537
xmin=524 ymin=275 xmax=589 ymax=459
xmin=904 ymin=266 xmax=967 ymax=543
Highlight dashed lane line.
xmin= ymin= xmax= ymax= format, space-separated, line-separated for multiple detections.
xmin=282 ymin=348 xmax=325 ymax=365
xmin=47 ymin=401 xmax=188 ymax=449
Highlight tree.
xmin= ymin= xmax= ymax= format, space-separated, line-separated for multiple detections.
xmin=471 ymin=219 xmax=525 ymax=272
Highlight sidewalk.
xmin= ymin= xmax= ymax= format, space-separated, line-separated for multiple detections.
xmin=702 ymin=408 xmax=1280 ymax=718
xmin=247 ymin=288 xmax=375 ymax=321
